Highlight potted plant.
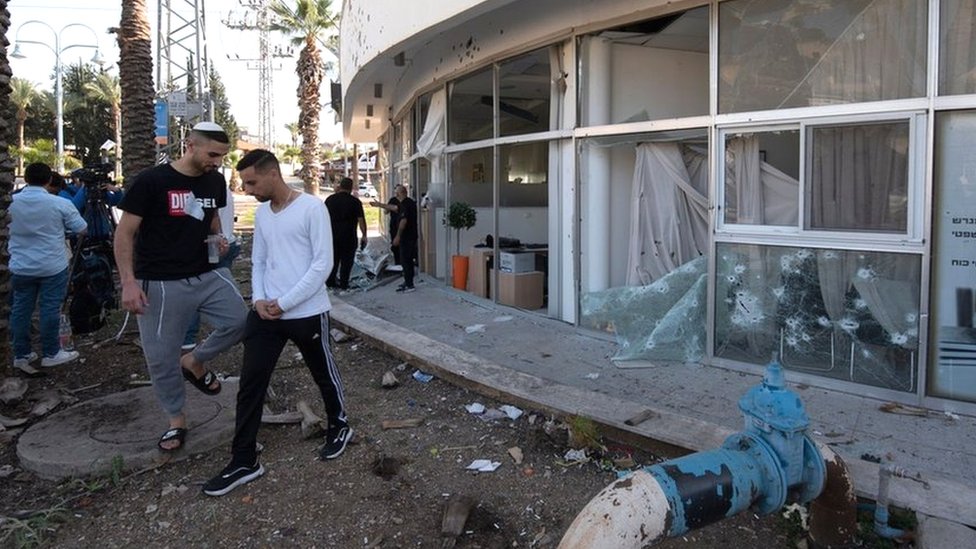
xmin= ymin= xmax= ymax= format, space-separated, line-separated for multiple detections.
xmin=445 ymin=201 xmax=477 ymax=290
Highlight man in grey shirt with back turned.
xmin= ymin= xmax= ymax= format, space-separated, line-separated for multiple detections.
xmin=114 ymin=122 xmax=247 ymax=453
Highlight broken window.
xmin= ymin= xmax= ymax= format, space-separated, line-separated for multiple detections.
xmin=714 ymin=243 xmax=920 ymax=392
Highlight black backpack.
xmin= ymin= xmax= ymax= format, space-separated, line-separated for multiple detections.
xmin=69 ymin=249 xmax=117 ymax=334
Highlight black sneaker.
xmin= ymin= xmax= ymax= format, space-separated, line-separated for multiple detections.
xmin=395 ymin=285 xmax=415 ymax=293
xmin=202 ymin=461 xmax=265 ymax=497
xmin=320 ymin=423 xmax=353 ymax=459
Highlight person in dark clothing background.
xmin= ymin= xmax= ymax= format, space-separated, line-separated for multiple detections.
xmin=391 ymin=184 xmax=418 ymax=293
xmin=370 ymin=194 xmax=401 ymax=265
xmin=324 ymin=177 xmax=368 ymax=290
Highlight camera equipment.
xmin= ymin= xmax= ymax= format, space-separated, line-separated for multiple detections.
xmin=72 ymin=162 xmax=114 ymax=195
xmin=66 ymin=162 xmax=120 ymax=333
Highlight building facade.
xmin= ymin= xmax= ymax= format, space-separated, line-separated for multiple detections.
xmin=340 ymin=0 xmax=976 ymax=412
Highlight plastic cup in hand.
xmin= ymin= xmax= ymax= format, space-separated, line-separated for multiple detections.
xmin=206 ymin=234 xmax=221 ymax=264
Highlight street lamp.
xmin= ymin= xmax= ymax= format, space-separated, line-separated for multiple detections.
xmin=10 ymin=21 xmax=105 ymax=173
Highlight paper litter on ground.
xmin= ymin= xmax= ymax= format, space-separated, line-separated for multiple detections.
xmin=466 ymin=459 xmax=502 ymax=472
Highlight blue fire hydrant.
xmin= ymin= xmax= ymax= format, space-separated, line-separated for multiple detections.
xmin=559 ymin=359 xmax=826 ymax=548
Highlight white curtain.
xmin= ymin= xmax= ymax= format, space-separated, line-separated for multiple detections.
xmin=416 ymin=89 xmax=446 ymax=159
xmin=778 ymin=0 xmax=928 ymax=107
xmin=808 ymin=123 xmax=908 ymax=232
xmin=940 ymin=0 xmax=976 ymax=95
xmin=625 ymin=142 xmax=707 ymax=286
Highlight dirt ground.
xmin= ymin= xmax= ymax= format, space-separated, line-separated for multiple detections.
xmin=0 ymin=233 xmax=854 ymax=548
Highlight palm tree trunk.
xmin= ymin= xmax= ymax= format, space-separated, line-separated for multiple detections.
xmin=0 ymin=0 xmax=15 ymax=371
xmin=298 ymin=37 xmax=323 ymax=195
xmin=118 ymin=0 xmax=156 ymax=183
xmin=16 ymin=111 xmax=24 ymax=176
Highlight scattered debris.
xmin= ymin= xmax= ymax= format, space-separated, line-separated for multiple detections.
xmin=475 ymin=409 xmax=509 ymax=422
xmin=64 ymin=383 xmax=102 ymax=395
xmin=624 ymin=409 xmax=656 ymax=426
xmin=612 ymin=455 xmax=636 ymax=469
xmin=381 ymin=418 xmax=424 ymax=430
xmin=464 ymin=403 xmax=486 ymax=414
xmin=0 ymin=465 xmax=16 ymax=478
xmin=493 ymin=316 xmax=513 ymax=323
xmin=466 ymin=459 xmax=501 ymax=473
xmin=260 ymin=406 xmax=302 ymax=425
xmin=441 ymin=494 xmax=476 ymax=547
xmin=563 ymin=449 xmax=589 ymax=464
xmin=0 ymin=378 xmax=28 ymax=404
xmin=879 ymin=402 xmax=929 ymax=417
xmin=395 ymin=362 xmax=409 ymax=372
xmin=860 ymin=453 xmax=882 ymax=464
xmin=371 ymin=455 xmax=401 ymax=480
xmin=330 ymin=328 xmax=352 ymax=343
xmin=464 ymin=324 xmax=486 ymax=334
xmin=507 ymin=447 xmax=524 ymax=465
xmin=583 ymin=373 xmax=600 ymax=380
xmin=29 ymin=390 xmax=63 ymax=417
xmin=381 ymin=371 xmax=399 ymax=388
xmin=412 ymin=370 xmax=434 ymax=383
xmin=0 ymin=414 xmax=29 ymax=428
xmin=297 ymin=400 xmax=327 ymax=439
xmin=944 ymin=410 xmax=960 ymax=421
xmin=499 ymin=405 xmax=523 ymax=420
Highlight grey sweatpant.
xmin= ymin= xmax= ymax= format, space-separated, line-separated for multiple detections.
xmin=136 ymin=268 xmax=247 ymax=417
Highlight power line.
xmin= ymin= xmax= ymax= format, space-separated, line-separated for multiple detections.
xmin=224 ymin=0 xmax=292 ymax=148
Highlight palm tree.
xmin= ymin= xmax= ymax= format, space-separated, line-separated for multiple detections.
xmin=10 ymin=78 xmax=38 ymax=176
xmin=270 ymin=0 xmax=338 ymax=194
xmin=0 ymin=0 xmax=15 ymax=370
xmin=84 ymin=73 xmax=122 ymax=177
xmin=284 ymin=122 xmax=300 ymax=148
xmin=115 ymin=0 xmax=156 ymax=183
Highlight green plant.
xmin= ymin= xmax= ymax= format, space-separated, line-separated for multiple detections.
xmin=566 ymin=415 xmax=605 ymax=452
xmin=445 ymin=201 xmax=477 ymax=255
xmin=110 ymin=455 xmax=125 ymax=487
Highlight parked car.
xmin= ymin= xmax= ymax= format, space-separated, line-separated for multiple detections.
xmin=358 ymin=182 xmax=377 ymax=198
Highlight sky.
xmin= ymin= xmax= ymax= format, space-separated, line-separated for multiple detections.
xmin=7 ymin=0 xmax=343 ymax=147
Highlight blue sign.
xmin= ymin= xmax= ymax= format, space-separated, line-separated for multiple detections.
xmin=154 ymin=101 xmax=168 ymax=138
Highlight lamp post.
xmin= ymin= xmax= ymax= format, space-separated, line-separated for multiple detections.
xmin=10 ymin=21 xmax=104 ymax=173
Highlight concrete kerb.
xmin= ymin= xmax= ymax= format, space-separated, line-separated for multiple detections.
xmin=329 ymin=301 xmax=976 ymax=529
xmin=17 ymin=381 xmax=238 ymax=480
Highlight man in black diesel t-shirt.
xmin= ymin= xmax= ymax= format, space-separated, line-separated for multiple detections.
xmin=392 ymin=185 xmax=418 ymax=293
xmin=324 ymin=177 xmax=367 ymax=290
xmin=114 ymin=122 xmax=247 ymax=453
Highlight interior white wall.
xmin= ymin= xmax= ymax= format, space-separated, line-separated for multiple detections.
xmin=433 ymin=206 xmax=549 ymax=264
xmin=610 ymin=44 xmax=708 ymax=124
xmin=609 ymin=146 xmax=637 ymax=287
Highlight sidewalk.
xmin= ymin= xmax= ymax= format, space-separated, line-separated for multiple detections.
xmin=332 ymin=273 xmax=976 ymax=528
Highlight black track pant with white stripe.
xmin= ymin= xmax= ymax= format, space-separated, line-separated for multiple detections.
xmin=231 ymin=310 xmax=348 ymax=465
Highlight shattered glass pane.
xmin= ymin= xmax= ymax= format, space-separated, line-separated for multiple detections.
xmin=714 ymin=243 xmax=921 ymax=392
xmin=344 ymin=239 xmax=395 ymax=292
xmin=581 ymin=256 xmax=707 ymax=363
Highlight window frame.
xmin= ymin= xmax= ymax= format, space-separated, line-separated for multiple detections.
xmin=715 ymin=111 xmax=927 ymax=247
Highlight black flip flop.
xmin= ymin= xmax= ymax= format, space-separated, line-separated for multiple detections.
xmin=182 ymin=367 xmax=222 ymax=395
xmin=158 ymin=427 xmax=187 ymax=452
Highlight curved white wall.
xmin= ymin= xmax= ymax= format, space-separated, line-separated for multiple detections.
xmin=340 ymin=0 xmax=680 ymax=142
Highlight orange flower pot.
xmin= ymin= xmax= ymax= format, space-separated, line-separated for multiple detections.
xmin=452 ymin=255 xmax=470 ymax=290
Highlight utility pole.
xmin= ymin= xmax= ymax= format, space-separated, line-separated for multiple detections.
xmin=156 ymin=0 xmax=213 ymax=163
xmin=225 ymin=1 xmax=291 ymax=148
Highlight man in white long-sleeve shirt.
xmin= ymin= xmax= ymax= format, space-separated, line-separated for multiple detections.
xmin=203 ymin=149 xmax=352 ymax=496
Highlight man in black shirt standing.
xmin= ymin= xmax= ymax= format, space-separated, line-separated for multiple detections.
xmin=114 ymin=122 xmax=248 ymax=453
xmin=324 ymin=177 xmax=368 ymax=290
xmin=392 ymin=184 xmax=418 ymax=293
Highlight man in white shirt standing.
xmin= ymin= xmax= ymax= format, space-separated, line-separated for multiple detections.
xmin=10 ymin=162 xmax=88 ymax=376
xmin=203 ymin=149 xmax=352 ymax=496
